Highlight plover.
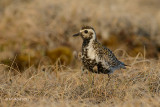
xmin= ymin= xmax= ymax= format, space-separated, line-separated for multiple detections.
xmin=73 ymin=26 xmax=126 ymax=77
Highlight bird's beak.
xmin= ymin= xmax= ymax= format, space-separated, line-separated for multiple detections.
xmin=73 ymin=32 xmax=80 ymax=37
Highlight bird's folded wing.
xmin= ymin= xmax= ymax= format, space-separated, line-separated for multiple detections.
xmin=97 ymin=47 xmax=119 ymax=68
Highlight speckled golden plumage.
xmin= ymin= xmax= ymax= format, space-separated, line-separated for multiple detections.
xmin=73 ymin=26 xmax=126 ymax=74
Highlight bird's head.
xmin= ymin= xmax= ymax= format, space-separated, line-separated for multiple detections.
xmin=73 ymin=26 xmax=96 ymax=40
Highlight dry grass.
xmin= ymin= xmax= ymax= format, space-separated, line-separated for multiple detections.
xmin=0 ymin=54 xmax=160 ymax=107
xmin=0 ymin=0 xmax=160 ymax=106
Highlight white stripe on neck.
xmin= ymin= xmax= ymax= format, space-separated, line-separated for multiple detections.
xmin=87 ymin=39 xmax=95 ymax=60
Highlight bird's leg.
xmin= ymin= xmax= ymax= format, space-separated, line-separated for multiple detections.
xmin=108 ymin=74 xmax=111 ymax=81
xmin=92 ymin=73 xmax=94 ymax=86
xmin=91 ymin=65 xmax=98 ymax=86
xmin=88 ymin=71 xmax=94 ymax=86
xmin=106 ymin=74 xmax=111 ymax=86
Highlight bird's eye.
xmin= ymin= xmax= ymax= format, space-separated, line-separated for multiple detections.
xmin=84 ymin=30 xmax=88 ymax=34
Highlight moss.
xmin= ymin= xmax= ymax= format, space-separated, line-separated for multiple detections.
xmin=46 ymin=46 xmax=73 ymax=65
xmin=15 ymin=49 xmax=41 ymax=70
xmin=102 ymin=35 xmax=120 ymax=48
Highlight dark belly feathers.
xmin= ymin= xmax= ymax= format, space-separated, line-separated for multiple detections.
xmin=82 ymin=57 xmax=110 ymax=74
xmin=82 ymin=48 xmax=110 ymax=74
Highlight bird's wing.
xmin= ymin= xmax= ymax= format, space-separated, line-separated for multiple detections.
xmin=93 ymin=41 xmax=126 ymax=71
xmin=98 ymin=47 xmax=119 ymax=66
xmin=102 ymin=47 xmax=127 ymax=71
xmin=95 ymin=42 xmax=121 ymax=69
xmin=103 ymin=47 xmax=120 ymax=67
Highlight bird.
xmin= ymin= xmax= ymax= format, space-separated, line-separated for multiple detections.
xmin=73 ymin=26 xmax=127 ymax=78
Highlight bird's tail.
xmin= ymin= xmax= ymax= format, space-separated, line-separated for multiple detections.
xmin=120 ymin=61 xmax=130 ymax=69
xmin=122 ymin=63 xmax=131 ymax=69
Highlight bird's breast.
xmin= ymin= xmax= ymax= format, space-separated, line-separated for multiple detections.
xmin=87 ymin=45 xmax=96 ymax=60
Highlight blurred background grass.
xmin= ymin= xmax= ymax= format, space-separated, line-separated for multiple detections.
xmin=0 ymin=0 xmax=160 ymax=107
xmin=0 ymin=0 xmax=160 ymax=70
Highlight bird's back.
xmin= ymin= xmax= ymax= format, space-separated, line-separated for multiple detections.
xmin=92 ymin=40 xmax=126 ymax=73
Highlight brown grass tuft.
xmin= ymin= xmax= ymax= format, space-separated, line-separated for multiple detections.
xmin=0 ymin=54 xmax=160 ymax=107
